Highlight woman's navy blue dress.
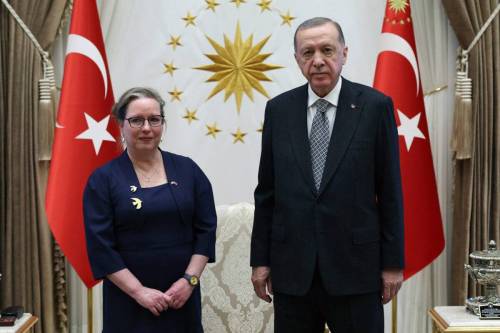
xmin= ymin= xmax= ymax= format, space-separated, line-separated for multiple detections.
xmin=83 ymin=150 xmax=216 ymax=333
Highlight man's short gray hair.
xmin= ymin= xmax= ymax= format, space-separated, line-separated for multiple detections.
xmin=294 ymin=17 xmax=345 ymax=52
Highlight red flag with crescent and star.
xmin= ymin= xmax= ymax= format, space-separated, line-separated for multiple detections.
xmin=46 ymin=0 xmax=121 ymax=287
xmin=373 ymin=0 xmax=445 ymax=280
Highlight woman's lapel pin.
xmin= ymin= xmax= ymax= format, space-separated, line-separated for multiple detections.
xmin=131 ymin=197 xmax=142 ymax=210
xmin=130 ymin=185 xmax=138 ymax=193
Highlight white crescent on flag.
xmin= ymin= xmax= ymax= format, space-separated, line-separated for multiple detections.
xmin=66 ymin=34 xmax=109 ymax=98
xmin=378 ymin=32 xmax=420 ymax=96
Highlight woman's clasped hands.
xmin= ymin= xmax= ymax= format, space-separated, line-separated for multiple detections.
xmin=133 ymin=278 xmax=195 ymax=316
xmin=164 ymin=277 xmax=195 ymax=310
xmin=132 ymin=286 xmax=171 ymax=316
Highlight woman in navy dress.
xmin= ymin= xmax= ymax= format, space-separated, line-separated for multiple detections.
xmin=83 ymin=87 xmax=216 ymax=332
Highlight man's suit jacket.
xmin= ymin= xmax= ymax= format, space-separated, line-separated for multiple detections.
xmin=250 ymin=78 xmax=404 ymax=296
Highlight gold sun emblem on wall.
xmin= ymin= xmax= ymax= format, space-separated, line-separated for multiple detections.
xmin=389 ymin=0 xmax=408 ymax=14
xmin=194 ymin=23 xmax=283 ymax=112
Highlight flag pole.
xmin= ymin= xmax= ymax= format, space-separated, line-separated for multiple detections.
xmin=391 ymin=295 xmax=397 ymax=333
xmin=87 ymin=287 xmax=93 ymax=333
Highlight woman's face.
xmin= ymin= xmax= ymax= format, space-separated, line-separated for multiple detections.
xmin=121 ymin=97 xmax=164 ymax=153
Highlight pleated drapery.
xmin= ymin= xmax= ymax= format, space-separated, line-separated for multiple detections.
xmin=0 ymin=1 xmax=67 ymax=332
xmin=441 ymin=0 xmax=499 ymax=305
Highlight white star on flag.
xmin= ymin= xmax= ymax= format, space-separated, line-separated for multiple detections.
xmin=397 ymin=109 xmax=425 ymax=151
xmin=75 ymin=113 xmax=116 ymax=155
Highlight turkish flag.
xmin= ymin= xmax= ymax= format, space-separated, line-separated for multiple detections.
xmin=373 ymin=0 xmax=445 ymax=280
xmin=46 ymin=0 xmax=121 ymax=288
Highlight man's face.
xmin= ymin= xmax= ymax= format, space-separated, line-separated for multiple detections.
xmin=294 ymin=23 xmax=348 ymax=97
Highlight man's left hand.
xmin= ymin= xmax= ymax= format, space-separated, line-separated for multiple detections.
xmin=381 ymin=269 xmax=403 ymax=304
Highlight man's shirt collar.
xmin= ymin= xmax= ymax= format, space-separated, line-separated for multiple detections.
xmin=307 ymin=76 xmax=343 ymax=109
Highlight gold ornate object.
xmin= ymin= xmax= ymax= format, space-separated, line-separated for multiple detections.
xmin=182 ymin=109 xmax=199 ymax=124
xmin=206 ymin=123 xmax=222 ymax=139
xmin=464 ymin=240 xmax=500 ymax=318
xmin=231 ymin=128 xmax=247 ymax=144
xmin=388 ymin=0 xmax=409 ymax=14
xmin=280 ymin=10 xmax=295 ymax=26
xmin=194 ymin=23 xmax=283 ymax=112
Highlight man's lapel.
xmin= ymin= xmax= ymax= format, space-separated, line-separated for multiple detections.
xmin=288 ymin=84 xmax=316 ymax=194
xmin=319 ymin=78 xmax=364 ymax=195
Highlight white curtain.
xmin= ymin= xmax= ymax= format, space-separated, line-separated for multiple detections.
xmin=49 ymin=0 xmax=459 ymax=332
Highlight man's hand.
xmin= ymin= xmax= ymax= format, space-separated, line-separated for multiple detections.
xmin=381 ymin=268 xmax=403 ymax=304
xmin=251 ymin=266 xmax=273 ymax=303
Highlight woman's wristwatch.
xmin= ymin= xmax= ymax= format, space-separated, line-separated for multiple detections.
xmin=183 ymin=273 xmax=199 ymax=287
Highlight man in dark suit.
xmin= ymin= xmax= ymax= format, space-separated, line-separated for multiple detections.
xmin=250 ymin=17 xmax=404 ymax=333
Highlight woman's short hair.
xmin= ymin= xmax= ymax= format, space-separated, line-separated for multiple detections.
xmin=112 ymin=87 xmax=166 ymax=122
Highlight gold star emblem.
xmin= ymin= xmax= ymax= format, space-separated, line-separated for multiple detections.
xmin=280 ymin=10 xmax=295 ymax=26
xmin=230 ymin=0 xmax=246 ymax=7
xmin=194 ymin=23 xmax=283 ymax=112
xmin=182 ymin=11 xmax=197 ymax=27
xmin=182 ymin=109 xmax=199 ymax=124
xmin=205 ymin=0 xmax=220 ymax=12
xmin=163 ymin=62 xmax=178 ymax=76
xmin=206 ymin=123 xmax=222 ymax=139
xmin=167 ymin=35 xmax=182 ymax=50
xmin=256 ymin=122 xmax=263 ymax=133
xmin=257 ymin=0 xmax=272 ymax=12
xmin=389 ymin=0 xmax=408 ymax=14
xmin=231 ymin=128 xmax=247 ymax=144
xmin=168 ymin=87 xmax=183 ymax=102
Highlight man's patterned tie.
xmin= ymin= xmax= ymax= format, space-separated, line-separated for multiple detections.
xmin=310 ymin=99 xmax=330 ymax=191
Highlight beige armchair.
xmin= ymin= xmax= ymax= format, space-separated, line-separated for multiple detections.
xmin=201 ymin=203 xmax=274 ymax=333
